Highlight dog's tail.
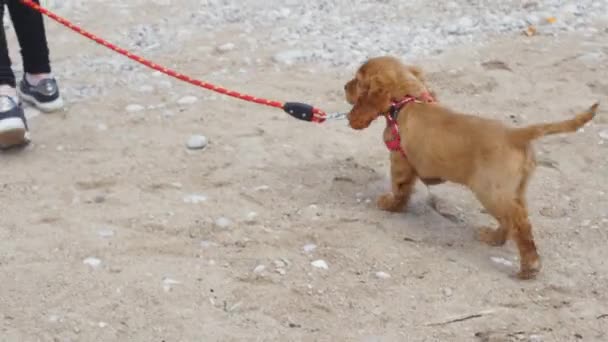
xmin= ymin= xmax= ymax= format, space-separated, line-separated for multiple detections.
xmin=510 ymin=102 xmax=599 ymax=143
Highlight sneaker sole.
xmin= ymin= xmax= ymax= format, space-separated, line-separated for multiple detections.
xmin=18 ymin=89 xmax=64 ymax=113
xmin=0 ymin=118 xmax=29 ymax=149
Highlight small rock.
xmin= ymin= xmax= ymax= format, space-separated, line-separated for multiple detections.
xmin=97 ymin=229 xmax=115 ymax=238
xmin=272 ymin=50 xmax=308 ymax=65
xmin=244 ymin=211 xmax=258 ymax=224
xmin=200 ymin=240 xmax=216 ymax=248
xmin=83 ymin=257 xmax=102 ymax=268
xmin=216 ymin=43 xmax=235 ymax=53
xmin=599 ymin=130 xmax=608 ymax=140
xmin=98 ymin=322 xmax=108 ymax=328
xmin=215 ymin=217 xmax=231 ymax=228
xmin=581 ymin=220 xmax=591 ymax=227
xmin=375 ymin=271 xmax=391 ymax=279
xmin=276 ymin=268 xmax=286 ymax=275
xmin=311 ymin=259 xmax=328 ymax=270
xmin=183 ymin=194 xmax=208 ymax=204
xmin=529 ymin=334 xmax=544 ymax=342
xmin=273 ymin=259 xmax=286 ymax=268
xmin=48 ymin=314 xmax=60 ymax=323
xmin=186 ymin=135 xmax=208 ymax=150
xmin=96 ymin=123 xmax=108 ymax=131
xmin=126 ymin=104 xmax=144 ymax=112
xmin=177 ymin=95 xmax=198 ymax=105
xmin=253 ymin=265 xmax=266 ymax=273
xmin=490 ymin=256 xmax=514 ymax=267
xmin=254 ymin=185 xmax=270 ymax=192
xmin=162 ymin=278 xmax=180 ymax=292
xmin=442 ymin=287 xmax=453 ymax=297
xmin=303 ymin=243 xmax=317 ymax=253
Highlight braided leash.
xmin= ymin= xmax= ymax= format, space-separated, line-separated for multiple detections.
xmin=21 ymin=0 xmax=348 ymax=123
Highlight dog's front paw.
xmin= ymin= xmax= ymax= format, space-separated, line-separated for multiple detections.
xmin=377 ymin=193 xmax=405 ymax=212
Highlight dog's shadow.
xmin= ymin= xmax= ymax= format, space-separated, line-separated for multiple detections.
xmin=288 ymin=157 xmax=520 ymax=278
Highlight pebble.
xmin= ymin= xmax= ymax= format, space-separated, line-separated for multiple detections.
xmin=254 ymin=185 xmax=270 ymax=192
xmin=83 ymin=257 xmax=102 ymax=268
xmin=126 ymin=104 xmax=144 ymax=112
xmin=442 ymin=287 xmax=453 ymax=297
xmin=97 ymin=229 xmax=115 ymax=238
xmin=272 ymin=50 xmax=309 ymax=65
xmin=216 ymin=43 xmax=235 ymax=53
xmin=96 ymin=123 xmax=108 ymax=131
xmin=490 ymin=256 xmax=514 ymax=267
xmin=177 ymin=95 xmax=198 ymax=105
xmin=375 ymin=271 xmax=391 ymax=279
xmin=311 ymin=259 xmax=328 ymax=270
xmin=98 ymin=322 xmax=108 ymax=328
xmin=253 ymin=265 xmax=266 ymax=273
xmin=215 ymin=217 xmax=232 ymax=228
xmin=599 ymin=130 xmax=608 ymax=140
xmin=244 ymin=211 xmax=258 ymax=224
xmin=162 ymin=277 xmax=181 ymax=292
xmin=183 ymin=194 xmax=208 ymax=204
xmin=186 ymin=135 xmax=208 ymax=150
xmin=529 ymin=334 xmax=544 ymax=342
xmin=303 ymin=243 xmax=317 ymax=253
xmin=200 ymin=240 xmax=216 ymax=248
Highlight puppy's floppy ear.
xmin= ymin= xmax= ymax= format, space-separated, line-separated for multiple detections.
xmin=348 ymin=75 xmax=391 ymax=130
xmin=406 ymin=65 xmax=438 ymax=101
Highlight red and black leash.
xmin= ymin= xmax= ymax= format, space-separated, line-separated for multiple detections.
xmin=20 ymin=0 xmax=344 ymax=123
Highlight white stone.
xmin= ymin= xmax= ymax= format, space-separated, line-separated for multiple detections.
xmin=375 ymin=271 xmax=391 ymax=279
xmin=215 ymin=217 xmax=231 ymax=228
xmin=177 ymin=95 xmax=198 ymax=105
xmin=253 ymin=265 xmax=266 ymax=273
xmin=126 ymin=104 xmax=144 ymax=112
xmin=98 ymin=322 xmax=108 ymax=328
xmin=97 ymin=229 xmax=115 ymax=238
xmin=599 ymin=130 xmax=608 ymax=140
xmin=216 ymin=43 xmax=235 ymax=53
xmin=245 ymin=211 xmax=258 ymax=223
xmin=83 ymin=257 xmax=102 ymax=268
xmin=186 ymin=135 xmax=208 ymax=150
xmin=303 ymin=243 xmax=317 ymax=253
xmin=183 ymin=194 xmax=208 ymax=204
xmin=311 ymin=259 xmax=328 ymax=270
xmin=443 ymin=287 xmax=453 ymax=297
xmin=254 ymin=185 xmax=270 ymax=191
xmin=272 ymin=50 xmax=308 ymax=65
xmin=490 ymin=256 xmax=514 ymax=267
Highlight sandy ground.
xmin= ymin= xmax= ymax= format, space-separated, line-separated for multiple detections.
xmin=1 ymin=2 xmax=608 ymax=342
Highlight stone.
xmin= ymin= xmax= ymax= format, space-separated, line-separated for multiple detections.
xmin=375 ymin=271 xmax=391 ymax=279
xmin=83 ymin=257 xmax=102 ymax=268
xmin=177 ymin=95 xmax=198 ymax=105
xmin=216 ymin=43 xmax=235 ymax=53
xmin=126 ymin=104 xmax=144 ymax=112
xmin=303 ymin=243 xmax=317 ymax=253
xmin=186 ymin=135 xmax=208 ymax=150
xmin=215 ymin=217 xmax=232 ymax=228
xmin=311 ymin=259 xmax=328 ymax=270
xmin=183 ymin=194 xmax=208 ymax=204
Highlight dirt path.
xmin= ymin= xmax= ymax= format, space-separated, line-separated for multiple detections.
xmin=1 ymin=2 xmax=607 ymax=341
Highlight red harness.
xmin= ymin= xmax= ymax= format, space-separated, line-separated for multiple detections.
xmin=384 ymin=93 xmax=434 ymax=157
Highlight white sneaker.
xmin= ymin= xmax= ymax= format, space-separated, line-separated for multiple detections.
xmin=0 ymin=95 xmax=30 ymax=149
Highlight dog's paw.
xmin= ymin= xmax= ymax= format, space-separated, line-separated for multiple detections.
xmin=477 ymin=227 xmax=507 ymax=246
xmin=377 ymin=193 xmax=405 ymax=212
xmin=517 ymin=256 xmax=541 ymax=280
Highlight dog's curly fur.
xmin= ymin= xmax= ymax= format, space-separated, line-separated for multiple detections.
xmin=344 ymin=56 xmax=598 ymax=279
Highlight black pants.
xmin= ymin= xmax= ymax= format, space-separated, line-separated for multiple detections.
xmin=0 ymin=0 xmax=50 ymax=87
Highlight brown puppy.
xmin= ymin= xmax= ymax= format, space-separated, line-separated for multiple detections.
xmin=344 ymin=56 xmax=598 ymax=279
